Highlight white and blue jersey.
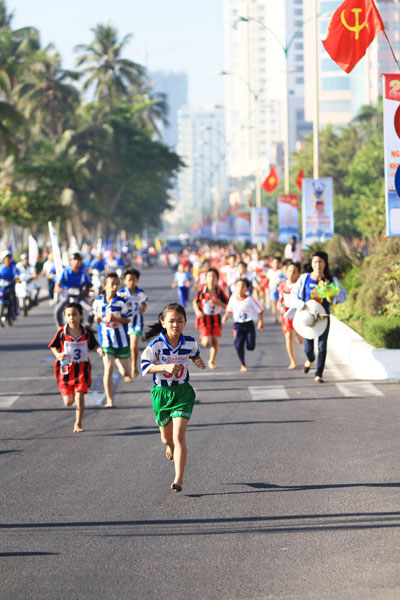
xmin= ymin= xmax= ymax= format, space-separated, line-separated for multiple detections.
xmin=141 ymin=332 xmax=200 ymax=387
xmin=118 ymin=285 xmax=148 ymax=336
xmin=92 ymin=293 xmax=132 ymax=349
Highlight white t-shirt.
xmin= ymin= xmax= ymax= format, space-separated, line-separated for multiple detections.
xmin=141 ymin=332 xmax=200 ymax=386
xmin=225 ymin=294 xmax=264 ymax=323
xmin=267 ymin=268 xmax=286 ymax=291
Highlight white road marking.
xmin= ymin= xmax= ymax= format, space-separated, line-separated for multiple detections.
xmin=191 ymin=371 xmax=243 ymax=377
xmin=86 ymin=373 xmax=120 ymax=407
xmin=0 ymin=395 xmax=19 ymax=407
xmin=249 ymin=386 xmax=289 ymax=401
xmin=335 ymin=382 xmax=384 ymax=398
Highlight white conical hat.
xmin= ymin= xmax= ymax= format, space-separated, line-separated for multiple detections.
xmin=293 ymin=300 xmax=328 ymax=340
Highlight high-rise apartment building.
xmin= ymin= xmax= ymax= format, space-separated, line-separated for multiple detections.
xmin=223 ymin=0 xmax=311 ymax=185
xmin=149 ymin=71 xmax=188 ymax=147
xmin=304 ymin=0 xmax=400 ymax=128
xmin=176 ymin=106 xmax=227 ymax=223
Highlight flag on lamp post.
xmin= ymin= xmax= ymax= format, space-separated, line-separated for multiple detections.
xmin=296 ymin=169 xmax=304 ymax=190
xmin=322 ymin=0 xmax=384 ymax=74
xmin=261 ymin=166 xmax=280 ymax=194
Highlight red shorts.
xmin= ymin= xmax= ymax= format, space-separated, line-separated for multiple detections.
xmin=195 ymin=315 xmax=222 ymax=339
xmin=280 ymin=311 xmax=294 ymax=335
xmin=55 ymin=361 xmax=92 ymax=396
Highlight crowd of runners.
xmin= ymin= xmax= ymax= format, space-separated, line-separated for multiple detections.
xmin=1 ymin=238 xmax=347 ymax=492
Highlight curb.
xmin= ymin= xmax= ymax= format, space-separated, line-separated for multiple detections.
xmin=328 ymin=315 xmax=400 ymax=380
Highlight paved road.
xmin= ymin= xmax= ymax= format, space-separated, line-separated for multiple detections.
xmin=1 ymin=267 xmax=399 ymax=600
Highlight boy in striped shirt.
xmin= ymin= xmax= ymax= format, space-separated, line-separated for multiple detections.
xmin=93 ymin=272 xmax=133 ymax=407
xmin=118 ymin=268 xmax=148 ymax=378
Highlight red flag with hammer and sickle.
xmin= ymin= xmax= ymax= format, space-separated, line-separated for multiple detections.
xmin=323 ymin=0 xmax=384 ymax=74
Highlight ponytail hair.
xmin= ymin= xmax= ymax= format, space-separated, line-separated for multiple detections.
xmin=142 ymin=303 xmax=187 ymax=343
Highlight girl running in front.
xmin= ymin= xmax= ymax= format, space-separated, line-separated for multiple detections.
xmin=141 ymin=303 xmax=206 ymax=493
xmin=222 ymin=278 xmax=264 ymax=372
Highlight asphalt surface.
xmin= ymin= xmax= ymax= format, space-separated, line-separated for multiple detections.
xmin=1 ymin=267 xmax=399 ymax=600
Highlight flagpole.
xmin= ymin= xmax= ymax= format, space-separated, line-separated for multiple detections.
xmin=382 ymin=30 xmax=400 ymax=72
xmin=313 ymin=0 xmax=320 ymax=180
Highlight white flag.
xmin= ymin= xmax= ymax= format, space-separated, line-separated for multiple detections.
xmin=28 ymin=235 xmax=39 ymax=267
xmin=48 ymin=221 xmax=64 ymax=278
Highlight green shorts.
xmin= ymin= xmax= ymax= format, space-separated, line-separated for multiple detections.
xmin=103 ymin=346 xmax=131 ymax=359
xmin=151 ymin=382 xmax=196 ymax=427
xmin=128 ymin=331 xmax=142 ymax=338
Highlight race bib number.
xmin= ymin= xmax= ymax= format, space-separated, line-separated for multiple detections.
xmin=64 ymin=340 xmax=89 ymax=363
xmin=105 ymin=311 xmax=121 ymax=328
xmin=163 ymin=364 xmax=185 ymax=379
xmin=237 ymin=311 xmax=248 ymax=322
xmin=162 ymin=356 xmax=188 ymax=380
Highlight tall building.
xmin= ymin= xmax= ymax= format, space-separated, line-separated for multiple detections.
xmin=223 ymin=0 xmax=311 ymax=186
xmin=149 ymin=71 xmax=188 ymax=147
xmin=176 ymin=106 xmax=227 ymax=223
xmin=304 ymin=0 xmax=400 ymax=128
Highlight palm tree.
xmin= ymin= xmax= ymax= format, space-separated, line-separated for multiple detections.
xmin=74 ymin=23 xmax=144 ymax=112
xmin=15 ymin=48 xmax=80 ymax=141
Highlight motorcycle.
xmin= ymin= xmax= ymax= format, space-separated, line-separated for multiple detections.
xmin=55 ymin=286 xmax=94 ymax=328
xmin=15 ymin=272 xmax=35 ymax=316
xmin=0 ymin=278 xmax=13 ymax=326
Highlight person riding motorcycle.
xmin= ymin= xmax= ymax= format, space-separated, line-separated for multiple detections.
xmin=53 ymin=252 xmax=92 ymax=327
xmin=16 ymin=253 xmax=40 ymax=306
xmin=0 ymin=250 xmax=19 ymax=323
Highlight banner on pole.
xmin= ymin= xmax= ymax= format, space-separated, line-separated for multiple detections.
xmin=250 ymin=207 xmax=268 ymax=245
xmin=383 ymin=73 xmax=400 ymax=236
xmin=302 ymin=178 xmax=334 ymax=246
xmin=236 ymin=212 xmax=251 ymax=243
xmin=28 ymin=235 xmax=39 ymax=267
xmin=48 ymin=221 xmax=64 ymax=278
xmin=278 ymin=195 xmax=299 ymax=243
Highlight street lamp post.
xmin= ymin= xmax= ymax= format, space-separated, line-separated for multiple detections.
xmin=237 ymin=16 xmax=294 ymax=195
xmin=218 ymin=70 xmax=262 ymax=208
xmin=238 ymin=8 xmax=328 ymax=193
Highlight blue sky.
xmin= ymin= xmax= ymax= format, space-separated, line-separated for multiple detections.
xmin=10 ymin=0 xmax=224 ymax=106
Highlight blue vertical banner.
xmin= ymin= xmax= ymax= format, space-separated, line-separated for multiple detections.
xmin=250 ymin=207 xmax=268 ymax=245
xmin=236 ymin=212 xmax=251 ymax=243
xmin=278 ymin=195 xmax=299 ymax=243
xmin=383 ymin=73 xmax=400 ymax=236
xmin=302 ymin=178 xmax=334 ymax=246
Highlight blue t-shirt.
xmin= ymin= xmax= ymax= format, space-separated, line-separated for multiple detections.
xmin=304 ymin=273 xmax=330 ymax=314
xmin=90 ymin=258 xmax=106 ymax=271
xmin=58 ymin=267 xmax=91 ymax=296
xmin=0 ymin=264 xmax=19 ymax=283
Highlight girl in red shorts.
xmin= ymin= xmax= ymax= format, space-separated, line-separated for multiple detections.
xmin=278 ymin=262 xmax=303 ymax=369
xmin=49 ymin=303 xmax=104 ymax=432
xmin=193 ymin=267 xmax=228 ymax=369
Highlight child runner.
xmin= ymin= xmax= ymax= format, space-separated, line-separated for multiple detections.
xmin=267 ymin=256 xmax=286 ymax=324
xmin=141 ymin=303 xmax=206 ymax=492
xmin=278 ymin=261 xmax=303 ymax=369
xmin=171 ymin=262 xmax=192 ymax=308
xmin=49 ymin=303 xmax=104 ymax=432
xmin=118 ymin=268 xmax=148 ymax=378
xmin=222 ymin=278 xmax=264 ymax=372
xmin=193 ymin=267 xmax=228 ymax=369
xmin=93 ymin=272 xmax=133 ymax=407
